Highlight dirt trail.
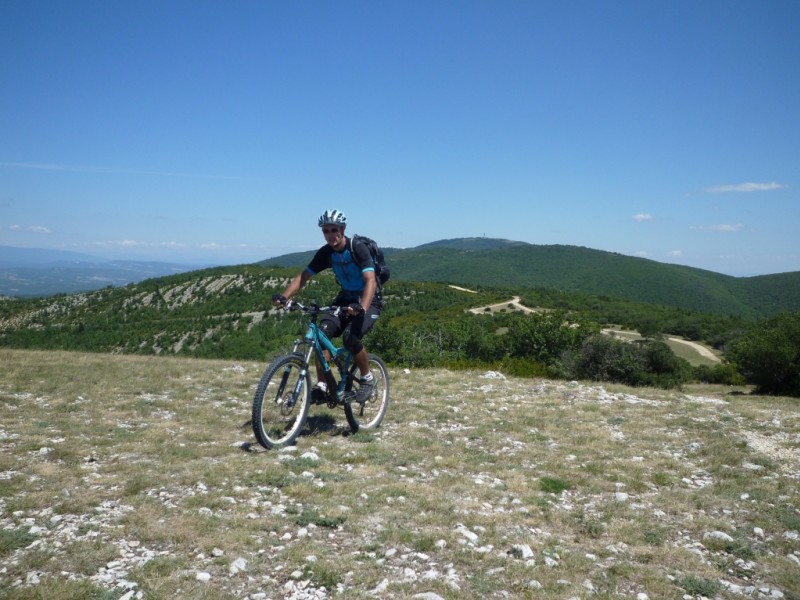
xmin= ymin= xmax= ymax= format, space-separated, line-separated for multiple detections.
xmin=448 ymin=285 xmax=478 ymax=293
xmin=666 ymin=337 xmax=720 ymax=362
xmin=467 ymin=296 xmax=538 ymax=315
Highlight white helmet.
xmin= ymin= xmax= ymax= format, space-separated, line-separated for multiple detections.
xmin=318 ymin=209 xmax=347 ymax=228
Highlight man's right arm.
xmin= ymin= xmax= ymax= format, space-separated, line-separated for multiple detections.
xmin=274 ymin=270 xmax=313 ymax=305
xmin=274 ymin=246 xmax=330 ymax=306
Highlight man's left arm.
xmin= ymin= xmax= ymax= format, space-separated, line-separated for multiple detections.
xmin=358 ymin=270 xmax=377 ymax=312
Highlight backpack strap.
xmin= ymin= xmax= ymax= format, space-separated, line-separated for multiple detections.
xmin=348 ymin=235 xmax=367 ymax=269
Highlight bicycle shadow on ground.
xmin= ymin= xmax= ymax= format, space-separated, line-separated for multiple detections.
xmin=303 ymin=412 xmax=352 ymax=438
xmin=239 ymin=411 xmax=351 ymax=453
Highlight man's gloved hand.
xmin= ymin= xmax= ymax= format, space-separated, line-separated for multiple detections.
xmin=348 ymin=303 xmax=366 ymax=316
xmin=272 ymin=294 xmax=287 ymax=306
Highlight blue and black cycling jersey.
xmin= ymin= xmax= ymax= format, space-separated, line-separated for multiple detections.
xmin=306 ymin=237 xmax=382 ymax=306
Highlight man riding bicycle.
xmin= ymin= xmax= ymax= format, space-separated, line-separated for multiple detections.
xmin=272 ymin=209 xmax=382 ymax=404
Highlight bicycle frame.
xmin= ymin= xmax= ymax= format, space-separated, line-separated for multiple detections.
xmin=290 ymin=307 xmax=353 ymax=403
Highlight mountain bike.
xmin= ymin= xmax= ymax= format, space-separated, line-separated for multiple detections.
xmin=251 ymin=301 xmax=390 ymax=449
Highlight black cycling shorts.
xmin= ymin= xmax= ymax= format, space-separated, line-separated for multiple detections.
xmin=320 ymin=304 xmax=380 ymax=355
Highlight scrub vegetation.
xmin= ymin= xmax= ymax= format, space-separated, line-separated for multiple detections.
xmin=1 ymin=256 xmax=799 ymax=395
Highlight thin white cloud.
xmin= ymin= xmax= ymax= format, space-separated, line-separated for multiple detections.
xmin=632 ymin=213 xmax=652 ymax=222
xmin=635 ymin=251 xmax=650 ymax=258
xmin=91 ymin=240 xmax=189 ymax=249
xmin=705 ymin=182 xmax=787 ymax=193
xmin=0 ymin=162 xmax=252 ymax=181
xmin=8 ymin=224 xmax=52 ymax=234
xmin=691 ymin=224 xmax=744 ymax=232
xmin=667 ymin=250 xmax=683 ymax=257
xmin=80 ymin=240 xmax=271 ymax=260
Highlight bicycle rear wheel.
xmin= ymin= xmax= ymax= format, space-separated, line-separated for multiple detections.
xmin=252 ymin=354 xmax=311 ymax=449
xmin=344 ymin=354 xmax=390 ymax=433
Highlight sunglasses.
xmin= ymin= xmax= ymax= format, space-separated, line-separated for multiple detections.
xmin=322 ymin=227 xmax=340 ymax=234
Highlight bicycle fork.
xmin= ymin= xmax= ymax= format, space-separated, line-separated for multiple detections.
xmin=275 ymin=366 xmax=300 ymax=415
xmin=275 ymin=341 xmax=315 ymax=413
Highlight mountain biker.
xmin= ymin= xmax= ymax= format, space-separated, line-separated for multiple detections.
xmin=272 ymin=209 xmax=382 ymax=404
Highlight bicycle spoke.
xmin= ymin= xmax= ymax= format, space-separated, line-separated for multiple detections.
xmin=344 ymin=355 xmax=390 ymax=433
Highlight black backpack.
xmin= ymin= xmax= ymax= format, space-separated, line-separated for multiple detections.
xmin=350 ymin=234 xmax=390 ymax=285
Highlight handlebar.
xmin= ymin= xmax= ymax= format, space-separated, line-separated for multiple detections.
xmin=281 ymin=300 xmax=343 ymax=317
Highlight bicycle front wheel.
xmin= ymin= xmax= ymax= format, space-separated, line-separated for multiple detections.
xmin=344 ymin=354 xmax=390 ymax=433
xmin=252 ymin=354 xmax=311 ymax=449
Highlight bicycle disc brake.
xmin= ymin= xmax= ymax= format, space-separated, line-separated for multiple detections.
xmin=279 ymin=394 xmax=298 ymax=416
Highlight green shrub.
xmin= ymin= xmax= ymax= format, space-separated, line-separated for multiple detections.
xmin=728 ymin=311 xmax=800 ymax=396
xmin=677 ymin=575 xmax=719 ymax=596
xmin=693 ymin=363 xmax=746 ymax=386
xmin=0 ymin=528 xmax=37 ymax=557
xmin=539 ymin=476 xmax=571 ymax=494
xmin=559 ymin=335 xmax=691 ymax=389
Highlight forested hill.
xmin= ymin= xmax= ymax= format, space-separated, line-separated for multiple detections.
xmin=258 ymin=238 xmax=800 ymax=319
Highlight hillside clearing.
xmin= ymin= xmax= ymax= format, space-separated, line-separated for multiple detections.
xmin=603 ymin=328 xmax=722 ymax=366
xmin=468 ymin=297 xmax=721 ymax=366
xmin=667 ymin=336 xmax=721 ymax=363
xmin=1 ymin=349 xmax=798 ymax=599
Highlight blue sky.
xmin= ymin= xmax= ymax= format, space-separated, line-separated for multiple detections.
xmin=1 ymin=1 xmax=798 ymax=276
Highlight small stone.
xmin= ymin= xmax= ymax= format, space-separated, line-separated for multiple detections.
xmin=509 ymin=544 xmax=534 ymax=560
xmin=456 ymin=525 xmax=479 ymax=543
xmin=229 ymin=557 xmax=248 ymax=575
xmin=703 ymin=531 xmax=734 ymax=543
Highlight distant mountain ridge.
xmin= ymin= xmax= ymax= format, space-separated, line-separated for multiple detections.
xmin=3 ymin=241 xmax=799 ymax=318
xmin=259 ymin=238 xmax=800 ymax=318
xmin=0 ymin=246 xmax=206 ymax=297
xmin=0 ymin=246 xmax=104 ymax=265
xmin=413 ymin=237 xmax=531 ymax=251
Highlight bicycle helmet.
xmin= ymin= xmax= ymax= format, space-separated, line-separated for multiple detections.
xmin=318 ymin=209 xmax=347 ymax=228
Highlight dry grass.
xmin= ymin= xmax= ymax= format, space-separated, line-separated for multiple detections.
xmin=1 ymin=348 xmax=798 ymax=599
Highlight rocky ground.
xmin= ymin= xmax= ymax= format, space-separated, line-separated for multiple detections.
xmin=1 ymin=350 xmax=798 ymax=599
